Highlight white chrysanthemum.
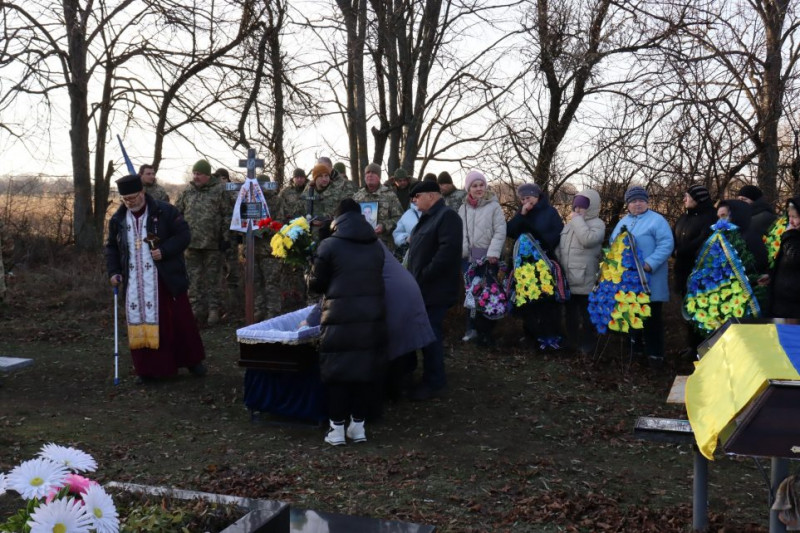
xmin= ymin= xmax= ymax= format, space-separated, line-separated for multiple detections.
xmin=27 ymin=496 xmax=92 ymax=533
xmin=7 ymin=457 xmax=69 ymax=500
xmin=82 ymin=484 xmax=119 ymax=533
xmin=39 ymin=444 xmax=97 ymax=473
xmin=0 ymin=472 xmax=7 ymax=496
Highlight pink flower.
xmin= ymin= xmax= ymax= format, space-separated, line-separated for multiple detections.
xmin=491 ymin=285 xmax=498 ymax=293
xmin=47 ymin=474 xmax=97 ymax=503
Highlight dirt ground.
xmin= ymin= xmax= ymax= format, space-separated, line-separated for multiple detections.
xmin=0 ymin=260 xmax=778 ymax=532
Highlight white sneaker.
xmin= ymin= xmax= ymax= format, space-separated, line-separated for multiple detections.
xmin=461 ymin=329 xmax=477 ymax=342
xmin=346 ymin=417 xmax=367 ymax=443
xmin=324 ymin=420 xmax=346 ymax=446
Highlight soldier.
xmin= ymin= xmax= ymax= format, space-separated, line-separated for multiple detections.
xmin=214 ymin=167 xmax=241 ymax=293
xmin=253 ymin=175 xmax=286 ymax=321
xmin=175 ymin=159 xmax=231 ymax=326
xmin=353 ymin=163 xmax=404 ymax=250
xmin=438 ymin=171 xmax=467 ymax=212
xmin=306 ymin=163 xmax=341 ymax=237
xmin=333 ymin=162 xmax=348 ymax=181
xmin=138 ymin=164 xmax=170 ymax=203
xmin=318 ymin=156 xmax=357 ymax=198
xmin=279 ymin=167 xmax=308 ymax=220
xmin=389 ymin=167 xmax=418 ymax=211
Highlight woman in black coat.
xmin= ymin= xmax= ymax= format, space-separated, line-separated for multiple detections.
xmin=673 ymin=185 xmax=717 ymax=297
xmin=307 ymin=199 xmax=386 ymax=446
xmin=769 ymin=197 xmax=800 ymax=319
xmin=673 ymin=185 xmax=717 ymax=355
xmin=506 ymin=184 xmax=565 ymax=350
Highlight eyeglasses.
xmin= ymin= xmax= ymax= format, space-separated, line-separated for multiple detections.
xmin=121 ymin=192 xmax=142 ymax=202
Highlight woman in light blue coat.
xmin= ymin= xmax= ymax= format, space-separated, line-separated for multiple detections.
xmin=393 ymin=203 xmax=422 ymax=249
xmin=610 ymin=186 xmax=674 ymax=366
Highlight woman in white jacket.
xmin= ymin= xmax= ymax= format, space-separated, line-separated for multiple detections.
xmin=392 ymin=203 xmax=421 ymax=261
xmin=458 ymin=170 xmax=507 ymax=346
xmin=556 ymin=189 xmax=605 ymax=354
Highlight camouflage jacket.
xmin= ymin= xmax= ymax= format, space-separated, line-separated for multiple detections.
xmin=279 ymin=184 xmax=307 ymax=220
xmin=353 ymin=185 xmax=404 ymax=246
xmin=444 ymin=188 xmax=467 ymax=212
xmin=304 ymin=184 xmax=341 ymax=223
xmin=329 ymin=168 xmax=358 ymax=198
xmin=174 ymin=176 xmax=232 ymax=250
xmin=144 ymin=182 xmax=170 ymax=203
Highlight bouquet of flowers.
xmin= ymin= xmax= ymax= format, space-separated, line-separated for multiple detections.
xmin=588 ymin=228 xmax=651 ymax=334
xmin=684 ymin=219 xmax=761 ymax=333
xmin=0 ymin=443 xmax=119 ymax=533
xmin=510 ymin=234 xmax=555 ymax=306
xmin=270 ymin=216 xmax=315 ymax=268
xmin=464 ymin=259 xmax=510 ymax=320
xmin=764 ymin=215 xmax=789 ymax=269
xmin=254 ymin=216 xmax=284 ymax=238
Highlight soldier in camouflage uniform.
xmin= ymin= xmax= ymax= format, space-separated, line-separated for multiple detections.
xmin=279 ymin=168 xmax=308 ymax=220
xmin=252 ymin=175 xmax=287 ymax=321
xmin=305 ymin=163 xmax=342 ymax=238
xmin=389 ymin=167 xmax=418 ymax=211
xmin=317 ymin=156 xmax=357 ymax=198
xmin=139 ymin=164 xmax=170 ymax=203
xmin=438 ymin=171 xmax=467 ymax=212
xmin=174 ymin=159 xmax=232 ymax=326
xmin=353 ymin=163 xmax=403 ymax=250
xmin=214 ymin=167 xmax=241 ymax=294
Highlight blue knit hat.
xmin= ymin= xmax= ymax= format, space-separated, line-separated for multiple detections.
xmin=624 ymin=186 xmax=648 ymax=204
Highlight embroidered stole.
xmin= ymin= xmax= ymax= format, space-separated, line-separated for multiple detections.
xmin=125 ymin=208 xmax=160 ymax=349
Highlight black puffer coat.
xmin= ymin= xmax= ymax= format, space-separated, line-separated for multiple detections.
xmin=726 ymin=199 xmax=769 ymax=274
xmin=307 ymin=211 xmax=386 ymax=383
xmin=673 ymin=201 xmax=717 ymax=295
xmin=750 ymin=198 xmax=778 ymax=240
xmin=770 ymin=199 xmax=800 ymax=319
xmin=506 ymin=192 xmax=564 ymax=255
xmin=105 ymin=194 xmax=191 ymax=297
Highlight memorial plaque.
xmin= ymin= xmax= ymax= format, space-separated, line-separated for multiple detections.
xmin=243 ymin=202 xmax=263 ymax=220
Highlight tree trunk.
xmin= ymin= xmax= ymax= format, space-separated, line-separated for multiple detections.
xmin=756 ymin=0 xmax=787 ymax=204
xmin=63 ymin=0 xmax=97 ymax=251
xmin=268 ymin=21 xmax=285 ymax=187
xmin=93 ymin=61 xmax=115 ymax=239
xmin=338 ymin=0 xmax=369 ymax=187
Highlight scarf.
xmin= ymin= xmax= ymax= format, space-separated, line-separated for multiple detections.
xmin=125 ymin=207 xmax=160 ymax=349
xmin=466 ymin=194 xmax=479 ymax=208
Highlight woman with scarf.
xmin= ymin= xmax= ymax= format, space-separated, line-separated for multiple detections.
xmin=610 ymin=186 xmax=674 ymax=368
xmin=458 ymin=170 xmax=506 ymax=346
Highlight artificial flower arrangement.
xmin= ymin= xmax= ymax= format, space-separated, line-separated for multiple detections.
xmin=254 ymin=216 xmax=284 ymax=238
xmin=683 ymin=219 xmax=761 ymax=333
xmin=588 ymin=228 xmax=652 ymax=334
xmin=464 ymin=258 xmax=510 ymax=320
xmin=0 ymin=443 xmax=119 ymax=533
xmin=270 ymin=216 xmax=315 ymax=268
xmin=764 ymin=214 xmax=789 ymax=269
xmin=510 ymin=234 xmax=555 ymax=306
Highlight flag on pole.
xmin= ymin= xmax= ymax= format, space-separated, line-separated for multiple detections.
xmin=116 ymin=135 xmax=136 ymax=176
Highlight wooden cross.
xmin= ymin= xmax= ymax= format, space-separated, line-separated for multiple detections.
xmin=238 ymin=148 xmax=265 ymax=326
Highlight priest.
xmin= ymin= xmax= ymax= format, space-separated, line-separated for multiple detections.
xmin=105 ymin=174 xmax=206 ymax=383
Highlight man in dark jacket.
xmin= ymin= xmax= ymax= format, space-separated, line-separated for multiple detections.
xmin=737 ymin=185 xmax=777 ymax=239
xmin=105 ymin=174 xmax=206 ymax=383
xmin=406 ymin=181 xmax=463 ymax=400
xmin=307 ymin=199 xmax=386 ymax=445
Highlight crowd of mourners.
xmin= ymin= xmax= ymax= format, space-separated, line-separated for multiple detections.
xmin=99 ymin=157 xmax=800 ymax=446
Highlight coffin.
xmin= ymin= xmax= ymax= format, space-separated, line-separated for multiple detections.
xmin=237 ymin=306 xmax=320 ymax=372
